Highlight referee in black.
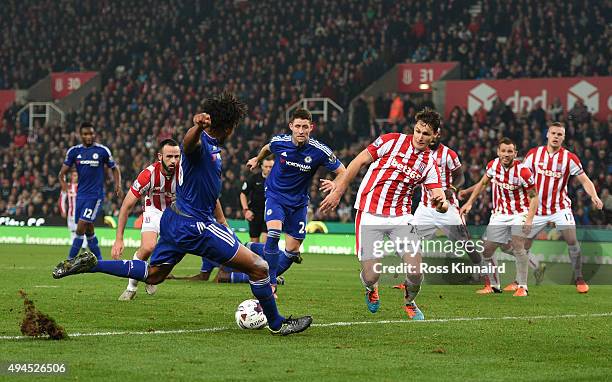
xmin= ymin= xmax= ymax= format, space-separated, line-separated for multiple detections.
xmin=240 ymin=156 xmax=273 ymax=242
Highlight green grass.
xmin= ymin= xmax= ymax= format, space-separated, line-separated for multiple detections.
xmin=1 ymin=244 xmax=611 ymax=381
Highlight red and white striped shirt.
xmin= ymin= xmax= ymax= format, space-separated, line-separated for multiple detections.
xmin=485 ymin=159 xmax=535 ymax=215
xmin=355 ymin=133 xmax=441 ymax=216
xmin=421 ymin=144 xmax=462 ymax=208
xmin=59 ymin=183 xmax=78 ymax=219
xmin=523 ymin=146 xmax=584 ymax=216
xmin=130 ymin=161 xmax=176 ymax=212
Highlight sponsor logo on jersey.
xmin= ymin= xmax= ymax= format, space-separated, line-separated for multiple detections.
xmin=284 ymin=160 xmax=312 ymax=172
xmin=390 ymin=158 xmax=423 ymax=179
xmin=491 ymin=178 xmax=522 ymax=190
xmin=536 ymin=164 xmax=563 ymax=178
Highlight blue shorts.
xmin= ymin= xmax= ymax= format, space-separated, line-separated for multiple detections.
xmin=200 ymin=258 xmax=219 ymax=273
xmin=150 ymin=208 xmax=240 ymax=267
xmin=75 ymin=197 xmax=103 ymax=223
xmin=264 ymin=197 xmax=307 ymax=240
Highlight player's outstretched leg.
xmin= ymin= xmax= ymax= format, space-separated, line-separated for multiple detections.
xmin=226 ymin=245 xmax=312 ymax=336
xmin=53 ymin=250 xmax=149 ymax=281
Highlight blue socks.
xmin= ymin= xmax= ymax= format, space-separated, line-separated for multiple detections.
xmin=86 ymin=234 xmax=102 ymax=260
xmin=249 ymin=241 xmax=296 ymax=278
xmin=68 ymin=235 xmax=85 ymax=259
xmin=249 ymin=276 xmax=284 ymax=330
xmin=278 ymin=251 xmax=298 ymax=277
xmin=264 ymin=230 xmax=281 ymax=281
xmin=230 ymin=272 xmax=250 ymax=283
xmin=90 ymin=259 xmax=148 ymax=281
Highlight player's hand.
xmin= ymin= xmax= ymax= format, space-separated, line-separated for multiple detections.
xmin=459 ymin=203 xmax=472 ymax=216
xmin=244 ymin=209 xmax=254 ymax=221
xmin=458 ymin=189 xmax=469 ymax=201
xmin=111 ymin=239 xmax=124 ymax=260
xmin=435 ymin=200 xmax=449 ymax=213
xmin=319 ymin=179 xmax=336 ymax=193
xmin=592 ymin=196 xmax=604 ymax=210
xmin=115 ymin=184 xmax=124 ymax=199
xmin=444 ymin=189 xmax=454 ymax=200
xmin=193 ymin=113 xmax=211 ymax=129
xmin=522 ymin=221 xmax=533 ymax=235
xmin=246 ymin=157 xmax=259 ymax=172
xmin=319 ymin=190 xmax=342 ymax=215
xmin=60 ymin=211 xmax=67 ymax=219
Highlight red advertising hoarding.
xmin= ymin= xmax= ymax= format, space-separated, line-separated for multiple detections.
xmin=51 ymin=72 xmax=97 ymax=100
xmin=0 ymin=90 xmax=16 ymax=123
xmin=398 ymin=62 xmax=458 ymax=93
xmin=443 ymin=77 xmax=611 ymax=121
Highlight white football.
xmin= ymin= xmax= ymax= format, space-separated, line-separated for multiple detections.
xmin=235 ymin=299 xmax=268 ymax=329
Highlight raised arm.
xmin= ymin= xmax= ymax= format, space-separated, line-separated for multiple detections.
xmin=319 ymin=149 xmax=373 ymax=213
xmin=111 ymin=191 xmax=139 ymax=259
xmin=246 ymin=144 xmax=271 ymax=171
xmin=183 ymin=113 xmax=212 ymax=155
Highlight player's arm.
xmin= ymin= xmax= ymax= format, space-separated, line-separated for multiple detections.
xmin=59 ymin=190 xmax=67 ymax=218
xmin=458 ymin=183 xmax=478 ymax=201
xmin=575 ymin=173 xmax=604 ymax=209
xmin=319 ymin=163 xmax=347 ymax=193
xmin=246 ymin=144 xmax=271 ymax=171
xmin=111 ymin=166 xmax=123 ymax=199
xmin=58 ymin=164 xmax=71 ymax=193
xmin=319 ymin=149 xmax=373 ymax=213
xmin=523 ymin=187 xmax=539 ymax=234
xmin=460 ymin=174 xmax=490 ymax=215
xmin=111 ymin=190 xmax=139 ymax=259
xmin=447 ymin=166 xmax=465 ymax=199
xmin=183 ymin=113 xmax=212 ymax=155
xmin=214 ymin=199 xmax=229 ymax=227
xmin=239 ymin=182 xmax=254 ymax=221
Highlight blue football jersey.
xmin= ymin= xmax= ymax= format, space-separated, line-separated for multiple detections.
xmin=176 ymin=132 xmax=222 ymax=221
xmin=266 ymin=134 xmax=341 ymax=206
xmin=64 ymin=143 xmax=116 ymax=198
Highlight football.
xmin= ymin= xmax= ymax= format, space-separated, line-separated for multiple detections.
xmin=235 ymin=299 xmax=268 ymax=329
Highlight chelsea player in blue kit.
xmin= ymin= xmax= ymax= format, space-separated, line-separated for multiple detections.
xmin=57 ymin=122 xmax=123 ymax=261
xmin=53 ymin=93 xmax=312 ymax=336
xmin=246 ymin=108 xmax=345 ymax=292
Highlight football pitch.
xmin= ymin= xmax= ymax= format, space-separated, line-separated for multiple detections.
xmin=1 ymin=244 xmax=611 ymax=381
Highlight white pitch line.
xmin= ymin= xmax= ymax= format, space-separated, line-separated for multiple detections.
xmin=1 ymin=312 xmax=611 ymax=340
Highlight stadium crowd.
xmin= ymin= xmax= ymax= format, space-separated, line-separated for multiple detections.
xmin=0 ymin=0 xmax=610 ymax=226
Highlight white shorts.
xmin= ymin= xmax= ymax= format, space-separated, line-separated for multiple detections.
xmin=141 ymin=209 xmax=163 ymax=233
xmin=413 ymin=204 xmax=469 ymax=240
xmin=484 ymin=213 xmax=527 ymax=244
xmin=67 ymin=215 xmax=77 ymax=233
xmin=355 ymin=210 xmax=421 ymax=261
xmin=527 ymin=209 xmax=576 ymax=238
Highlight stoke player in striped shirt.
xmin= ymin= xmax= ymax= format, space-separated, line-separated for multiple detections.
xmin=522 ymin=122 xmax=603 ymax=293
xmin=412 ymin=130 xmax=483 ymax=274
xmin=320 ymin=108 xmax=449 ymax=321
xmin=460 ymin=137 xmax=539 ymax=297
xmin=110 ymin=139 xmax=180 ymax=301
xmin=59 ymin=170 xmax=87 ymax=249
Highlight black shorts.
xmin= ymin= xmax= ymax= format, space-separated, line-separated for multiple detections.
xmin=248 ymin=213 xmax=268 ymax=238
